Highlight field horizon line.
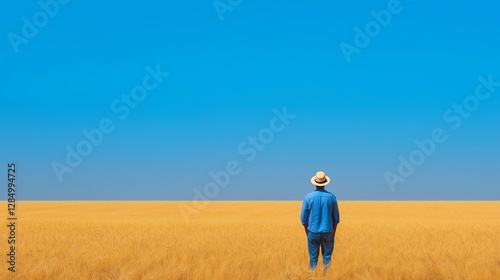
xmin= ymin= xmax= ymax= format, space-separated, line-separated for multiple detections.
xmin=9 ymin=200 xmax=500 ymax=203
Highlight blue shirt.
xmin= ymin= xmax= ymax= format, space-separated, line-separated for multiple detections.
xmin=300 ymin=189 xmax=340 ymax=233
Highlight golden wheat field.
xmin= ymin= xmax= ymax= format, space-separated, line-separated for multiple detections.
xmin=1 ymin=201 xmax=499 ymax=280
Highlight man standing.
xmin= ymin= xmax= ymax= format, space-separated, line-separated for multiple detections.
xmin=300 ymin=171 xmax=340 ymax=272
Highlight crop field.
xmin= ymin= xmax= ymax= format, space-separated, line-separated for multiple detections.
xmin=1 ymin=201 xmax=499 ymax=279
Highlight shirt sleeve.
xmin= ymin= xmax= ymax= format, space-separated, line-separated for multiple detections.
xmin=300 ymin=198 xmax=310 ymax=225
xmin=332 ymin=199 xmax=340 ymax=224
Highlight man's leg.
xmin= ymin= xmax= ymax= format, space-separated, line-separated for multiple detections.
xmin=320 ymin=232 xmax=335 ymax=272
xmin=307 ymin=231 xmax=320 ymax=270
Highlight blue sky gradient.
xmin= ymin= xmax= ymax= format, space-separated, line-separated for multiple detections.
xmin=1 ymin=0 xmax=499 ymax=200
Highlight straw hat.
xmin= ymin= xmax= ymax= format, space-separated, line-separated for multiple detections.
xmin=310 ymin=171 xmax=330 ymax=187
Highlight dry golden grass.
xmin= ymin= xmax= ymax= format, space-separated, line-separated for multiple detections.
xmin=1 ymin=201 xmax=499 ymax=279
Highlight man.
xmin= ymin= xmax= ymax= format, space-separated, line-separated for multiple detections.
xmin=300 ymin=171 xmax=340 ymax=272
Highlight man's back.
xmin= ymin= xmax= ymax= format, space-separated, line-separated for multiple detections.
xmin=302 ymin=171 xmax=340 ymax=271
xmin=300 ymin=189 xmax=340 ymax=233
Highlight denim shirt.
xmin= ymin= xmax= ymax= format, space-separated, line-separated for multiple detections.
xmin=300 ymin=189 xmax=340 ymax=233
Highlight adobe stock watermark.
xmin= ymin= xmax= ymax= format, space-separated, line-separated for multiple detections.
xmin=7 ymin=0 xmax=70 ymax=54
xmin=51 ymin=65 xmax=169 ymax=182
xmin=179 ymin=107 xmax=296 ymax=223
xmin=385 ymin=74 xmax=500 ymax=191
xmin=339 ymin=0 xmax=406 ymax=63
xmin=213 ymin=0 xmax=242 ymax=21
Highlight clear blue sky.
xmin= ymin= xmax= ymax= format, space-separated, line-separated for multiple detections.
xmin=1 ymin=0 xmax=499 ymax=200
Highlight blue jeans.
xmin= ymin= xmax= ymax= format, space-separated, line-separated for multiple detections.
xmin=307 ymin=230 xmax=335 ymax=270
